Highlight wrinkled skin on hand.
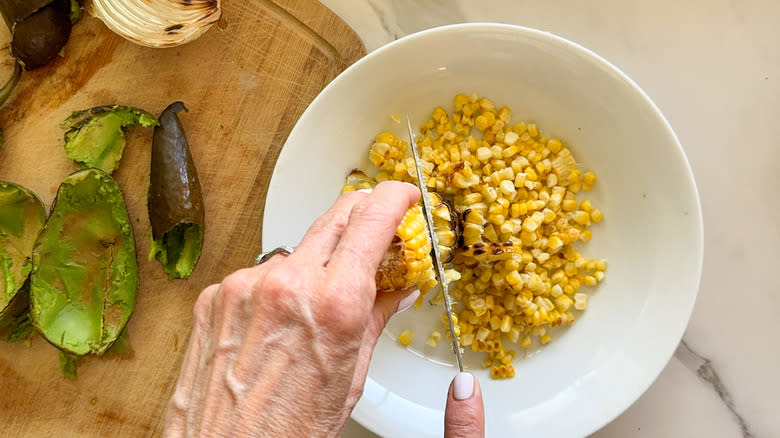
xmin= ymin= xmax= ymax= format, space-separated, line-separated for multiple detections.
xmin=164 ymin=181 xmax=419 ymax=437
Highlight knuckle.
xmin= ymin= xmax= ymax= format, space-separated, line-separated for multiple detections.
xmin=217 ymin=270 xmax=255 ymax=304
xmin=260 ymin=266 xmax=298 ymax=297
xmin=253 ymin=265 xmax=306 ymax=313
xmin=318 ymin=279 xmax=369 ymax=335
xmin=349 ymin=198 xmax=385 ymax=223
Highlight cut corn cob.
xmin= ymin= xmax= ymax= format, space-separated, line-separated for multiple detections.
xmin=342 ymin=170 xmax=457 ymax=294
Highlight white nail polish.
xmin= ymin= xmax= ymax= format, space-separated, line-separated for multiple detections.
xmin=395 ymin=289 xmax=420 ymax=314
xmin=453 ymin=372 xmax=474 ymax=400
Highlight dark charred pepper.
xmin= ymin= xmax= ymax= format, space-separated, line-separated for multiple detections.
xmin=148 ymin=101 xmax=204 ymax=279
xmin=0 ymin=0 xmax=76 ymax=70
xmin=0 ymin=0 xmax=79 ymax=142
xmin=30 ymin=168 xmax=137 ymax=356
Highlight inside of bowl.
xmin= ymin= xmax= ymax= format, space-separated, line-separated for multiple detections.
xmin=263 ymin=24 xmax=701 ymax=438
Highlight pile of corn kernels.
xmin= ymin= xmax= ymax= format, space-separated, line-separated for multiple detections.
xmin=369 ymin=94 xmax=606 ymax=379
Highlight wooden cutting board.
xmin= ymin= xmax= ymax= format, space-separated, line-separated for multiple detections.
xmin=0 ymin=1 xmax=365 ymax=436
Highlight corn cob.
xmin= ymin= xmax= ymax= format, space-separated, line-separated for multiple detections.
xmin=342 ymin=169 xmax=456 ymax=294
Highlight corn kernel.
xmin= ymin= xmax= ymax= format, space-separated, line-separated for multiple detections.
xmin=580 ymin=200 xmax=593 ymax=212
xmin=583 ymin=172 xmax=597 ymax=185
xmin=591 ymin=208 xmax=604 ymax=223
xmin=399 ymin=330 xmax=414 ymax=346
xmin=547 ymin=138 xmax=562 ymax=153
xmin=561 ymin=199 xmax=577 ymax=211
xmin=580 ymin=230 xmax=593 ymax=242
xmin=574 ymin=293 xmax=588 ymax=310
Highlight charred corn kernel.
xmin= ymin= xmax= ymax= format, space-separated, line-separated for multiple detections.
xmin=399 ymin=330 xmax=414 ymax=346
xmin=591 ymin=208 xmax=604 ymax=222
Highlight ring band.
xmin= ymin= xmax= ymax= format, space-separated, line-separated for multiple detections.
xmin=255 ymin=246 xmax=294 ymax=265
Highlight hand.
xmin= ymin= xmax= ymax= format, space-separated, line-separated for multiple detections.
xmin=163 ymin=181 xmax=421 ymax=437
xmin=445 ymin=373 xmax=485 ymax=438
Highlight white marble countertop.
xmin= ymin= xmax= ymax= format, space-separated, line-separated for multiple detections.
xmin=320 ymin=1 xmax=779 ymax=437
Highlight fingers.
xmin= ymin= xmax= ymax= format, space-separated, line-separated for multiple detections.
xmin=164 ymin=283 xmax=219 ymax=434
xmin=373 ymin=288 xmax=421 ymax=331
xmin=444 ymin=373 xmax=485 ymax=438
xmin=294 ymin=190 xmax=368 ymax=265
xmin=328 ymin=181 xmax=419 ymax=277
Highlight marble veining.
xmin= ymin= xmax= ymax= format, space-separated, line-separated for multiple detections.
xmin=675 ymin=342 xmax=753 ymax=438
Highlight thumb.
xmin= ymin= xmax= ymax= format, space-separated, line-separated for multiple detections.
xmin=445 ymin=373 xmax=485 ymax=438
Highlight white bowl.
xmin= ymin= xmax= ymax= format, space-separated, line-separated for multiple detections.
xmin=262 ymin=23 xmax=702 ymax=438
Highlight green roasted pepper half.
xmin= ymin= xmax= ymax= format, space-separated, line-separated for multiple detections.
xmin=61 ymin=105 xmax=158 ymax=174
xmin=30 ymin=168 xmax=137 ymax=356
xmin=148 ymin=101 xmax=204 ymax=279
xmin=0 ymin=182 xmax=45 ymax=316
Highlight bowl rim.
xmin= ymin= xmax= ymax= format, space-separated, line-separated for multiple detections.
xmin=263 ymin=21 xmax=704 ymax=437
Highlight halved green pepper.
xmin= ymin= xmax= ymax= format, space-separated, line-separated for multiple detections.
xmin=148 ymin=102 xmax=204 ymax=279
xmin=0 ymin=182 xmax=45 ymax=316
xmin=30 ymin=168 xmax=137 ymax=356
xmin=61 ymin=105 xmax=158 ymax=174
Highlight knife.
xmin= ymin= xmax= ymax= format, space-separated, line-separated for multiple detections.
xmin=406 ymin=116 xmax=464 ymax=372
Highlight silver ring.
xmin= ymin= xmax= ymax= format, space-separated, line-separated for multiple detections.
xmin=255 ymin=246 xmax=294 ymax=265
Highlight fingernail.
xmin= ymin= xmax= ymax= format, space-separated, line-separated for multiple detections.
xmin=395 ymin=289 xmax=420 ymax=314
xmin=357 ymin=188 xmax=373 ymax=193
xmin=453 ymin=372 xmax=474 ymax=400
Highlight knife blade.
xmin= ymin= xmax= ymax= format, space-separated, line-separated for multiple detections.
xmin=406 ymin=116 xmax=464 ymax=372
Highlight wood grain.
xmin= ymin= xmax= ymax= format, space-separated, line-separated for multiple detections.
xmin=0 ymin=1 xmax=365 ymax=436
